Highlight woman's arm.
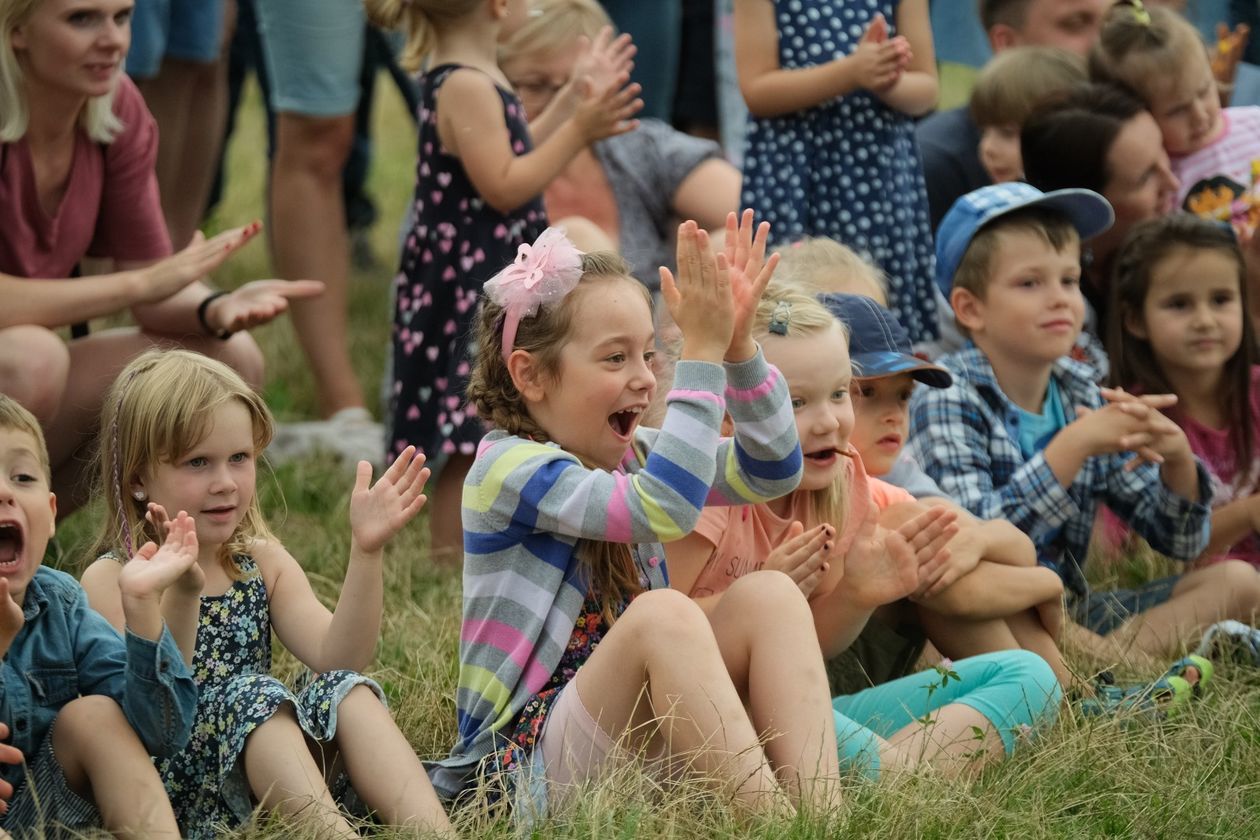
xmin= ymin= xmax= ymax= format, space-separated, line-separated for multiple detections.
xmin=734 ymin=0 xmax=905 ymax=118
xmin=672 ymin=159 xmax=742 ymax=233
xmin=874 ymin=0 xmax=938 ymax=117
xmin=0 ymin=225 xmax=261 ymax=330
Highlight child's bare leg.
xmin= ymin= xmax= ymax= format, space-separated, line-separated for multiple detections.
xmin=52 ymin=695 xmax=181 ymax=839
xmin=330 ymin=685 xmax=453 ymax=835
xmin=917 ymin=607 xmax=1019 ymax=658
xmin=567 ymin=589 xmax=789 ymax=816
xmin=920 ymin=562 xmax=1063 ymax=620
xmin=882 ymin=704 xmax=1006 ymax=777
xmin=243 ymin=706 xmax=358 ymax=839
xmin=1004 ymin=607 xmax=1074 ymax=687
xmin=706 ymin=571 xmax=843 ymax=811
xmin=1108 ymin=560 xmax=1260 ymax=657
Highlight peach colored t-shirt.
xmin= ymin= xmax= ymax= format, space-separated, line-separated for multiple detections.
xmin=688 ymin=447 xmax=914 ymax=597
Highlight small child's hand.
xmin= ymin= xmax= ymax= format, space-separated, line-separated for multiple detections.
xmin=763 ymin=521 xmax=833 ymax=599
xmin=118 ymin=510 xmax=201 ymax=602
xmin=1064 ymin=400 xmax=1157 ymax=460
xmin=851 ymin=14 xmax=912 ymax=92
xmin=0 ymin=721 xmax=21 ymax=812
xmin=1097 ymin=387 xmax=1193 ymax=470
xmin=349 ymin=446 xmax=431 ymax=555
xmin=660 ymin=221 xmax=736 ymax=363
xmin=722 ymin=209 xmax=780 ymax=362
xmin=572 ymin=71 xmax=643 ymax=142
xmin=144 ymin=503 xmax=204 ymax=595
xmin=837 ymin=506 xmax=955 ymax=609
xmin=570 ymin=26 xmax=637 ymax=103
xmin=914 ymin=519 xmax=984 ymax=600
xmin=0 ymin=579 xmax=24 ymax=658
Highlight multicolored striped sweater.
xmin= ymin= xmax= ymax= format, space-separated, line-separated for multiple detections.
xmin=429 ymin=351 xmax=803 ymax=799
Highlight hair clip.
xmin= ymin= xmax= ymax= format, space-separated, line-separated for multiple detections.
xmin=1124 ymin=0 xmax=1151 ymax=25
xmin=484 ymin=227 xmax=585 ymax=361
xmin=768 ymin=301 xmax=792 ymax=335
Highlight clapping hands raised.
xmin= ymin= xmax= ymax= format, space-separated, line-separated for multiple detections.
xmin=349 ymin=446 xmax=431 ymax=555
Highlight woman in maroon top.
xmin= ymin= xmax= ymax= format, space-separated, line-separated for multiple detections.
xmin=0 ymin=0 xmax=321 ymax=510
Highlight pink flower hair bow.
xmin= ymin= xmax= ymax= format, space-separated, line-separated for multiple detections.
xmin=484 ymin=227 xmax=585 ymax=361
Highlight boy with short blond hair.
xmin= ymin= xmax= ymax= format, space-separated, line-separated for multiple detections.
xmin=969 ymin=46 xmax=1086 ymax=184
xmin=910 ymin=183 xmax=1260 ymax=660
xmin=0 ymin=394 xmax=196 ymax=836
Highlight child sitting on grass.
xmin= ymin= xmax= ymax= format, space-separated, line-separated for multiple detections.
xmin=911 ymin=182 xmax=1258 ymax=676
xmin=0 ymin=394 xmax=197 ymax=837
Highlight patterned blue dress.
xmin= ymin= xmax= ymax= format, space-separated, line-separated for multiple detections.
xmin=740 ymin=0 xmax=939 ymax=341
xmin=155 ymin=556 xmax=383 ymax=838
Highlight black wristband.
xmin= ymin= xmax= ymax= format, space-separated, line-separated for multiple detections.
xmin=197 ymin=290 xmax=233 ymax=340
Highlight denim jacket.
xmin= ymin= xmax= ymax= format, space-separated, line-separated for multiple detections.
xmin=0 ymin=567 xmax=197 ymax=793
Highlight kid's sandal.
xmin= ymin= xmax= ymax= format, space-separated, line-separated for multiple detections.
xmin=1077 ymin=675 xmax=1194 ymax=721
xmin=1163 ymin=654 xmax=1213 ymax=697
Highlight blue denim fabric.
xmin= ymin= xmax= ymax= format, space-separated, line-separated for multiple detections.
xmin=0 ymin=567 xmax=197 ymax=797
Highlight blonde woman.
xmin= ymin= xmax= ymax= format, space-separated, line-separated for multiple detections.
xmin=0 ymin=0 xmax=321 ymax=512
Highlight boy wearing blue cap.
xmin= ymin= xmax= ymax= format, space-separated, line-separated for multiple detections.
xmin=910 ymin=183 xmax=1260 ymax=665
xmin=826 ymin=292 xmax=1071 ymax=688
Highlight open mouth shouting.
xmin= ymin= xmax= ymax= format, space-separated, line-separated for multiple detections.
xmin=607 ymin=405 xmax=645 ymax=441
xmin=0 ymin=521 xmax=24 ymax=575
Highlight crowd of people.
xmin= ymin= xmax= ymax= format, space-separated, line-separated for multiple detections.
xmin=4 ymin=0 xmax=1260 ymax=835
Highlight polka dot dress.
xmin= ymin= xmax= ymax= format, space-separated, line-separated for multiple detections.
xmin=390 ymin=64 xmax=546 ymax=464
xmin=740 ymin=0 xmax=939 ymax=341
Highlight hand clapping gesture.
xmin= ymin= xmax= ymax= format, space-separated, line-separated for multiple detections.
xmin=836 ymin=505 xmax=956 ymax=609
xmin=349 ymin=447 xmax=431 ymax=555
xmin=722 ymin=209 xmax=781 ymax=362
xmin=118 ymin=510 xmax=201 ymax=603
xmin=763 ymin=521 xmax=834 ymax=599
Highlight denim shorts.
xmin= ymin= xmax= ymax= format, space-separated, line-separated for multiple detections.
xmin=125 ymin=0 xmax=226 ymax=78
xmin=255 ymin=0 xmax=366 ymax=117
xmin=1071 ymin=575 xmax=1180 ymax=635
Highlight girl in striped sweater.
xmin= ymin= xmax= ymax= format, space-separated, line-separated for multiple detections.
xmin=431 ymin=216 xmax=844 ymax=818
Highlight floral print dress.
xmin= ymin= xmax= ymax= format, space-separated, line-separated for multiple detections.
xmin=388 ymin=63 xmax=547 ymax=465
xmin=156 ymin=556 xmax=383 ymax=837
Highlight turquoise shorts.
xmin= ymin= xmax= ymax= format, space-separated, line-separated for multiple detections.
xmin=255 ymin=0 xmax=366 ymax=117
xmin=126 ymin=0 xmax=225 ymax=78
xmin=832 ymin=649 xmax=1061 ymax=777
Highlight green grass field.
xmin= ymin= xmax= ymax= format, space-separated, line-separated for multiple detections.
xmin=47 ymin=78 xmax=1260 ymax=838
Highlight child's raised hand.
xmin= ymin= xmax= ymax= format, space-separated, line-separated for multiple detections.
xmin=763 ymin=521 xmax=833 ymax=599
xmin=722 ymin=209 xmax=781 ymax=362
xmin=572 ymin=70 xmax=643 ymax=142
xmin=118 ymin=510 xmax=202 ymax=601
xmin=0 ymin=579 xmax=24 ymax=659
xmin=349 ymin=446 xmax=430 ymax=555
xmin=660 ymin=221 xmax=735 ymax=363
xmin=571 ymin=26 xmax=637 ymax=101
xmin=836 ymin=506 xmax=956 ymax=609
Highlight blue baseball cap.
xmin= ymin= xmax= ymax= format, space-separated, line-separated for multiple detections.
xmin=819 ymin=293 xmax=953 ymax=388
xmin=934 ymin=182 xmax=1114 ymax=297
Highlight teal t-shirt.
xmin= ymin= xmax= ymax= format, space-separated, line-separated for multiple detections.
xmin=1015 ymin=379 xmax=1069 ymax=459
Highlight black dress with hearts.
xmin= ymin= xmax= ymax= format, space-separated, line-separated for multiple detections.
xmin=389 ymin=63 xmax=547 ymax=466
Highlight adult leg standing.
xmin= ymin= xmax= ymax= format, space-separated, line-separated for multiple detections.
xmin=254 ymin=0 xmax=382 ymax=463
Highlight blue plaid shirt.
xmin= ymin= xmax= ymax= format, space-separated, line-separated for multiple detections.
xmin=908 ymin=346 xmax=1212 ymax=597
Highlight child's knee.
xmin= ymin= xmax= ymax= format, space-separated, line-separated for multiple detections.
xmin=724 ymin=569 xmax=809 ymax=616
xmin=53 ymin=695 xmax=130 ymax=749
xmin=1218 ymin=560 xmax=1260 ymax=615
xmin=621 ymin=588 xmax=710 ymax=643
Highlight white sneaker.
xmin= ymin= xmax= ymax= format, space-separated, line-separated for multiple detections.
xmin=1196 ymin=619 xmax=1260 ymax=666
xmin=267 ymin=407 xmax=385 ymax=470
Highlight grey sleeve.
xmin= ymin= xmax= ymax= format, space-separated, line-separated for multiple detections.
xmin=883 ymin=451 xmax=947 ymax=500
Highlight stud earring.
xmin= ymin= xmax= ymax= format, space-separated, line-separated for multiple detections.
xmin=132 ymin=489 xmax=147 ymax=502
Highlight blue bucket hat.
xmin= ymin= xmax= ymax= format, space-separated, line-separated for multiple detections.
xmin=819 ymin=293 xmax=952 ymax=388
xmin=934 ymin=182 xmax=1115 ymax=297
